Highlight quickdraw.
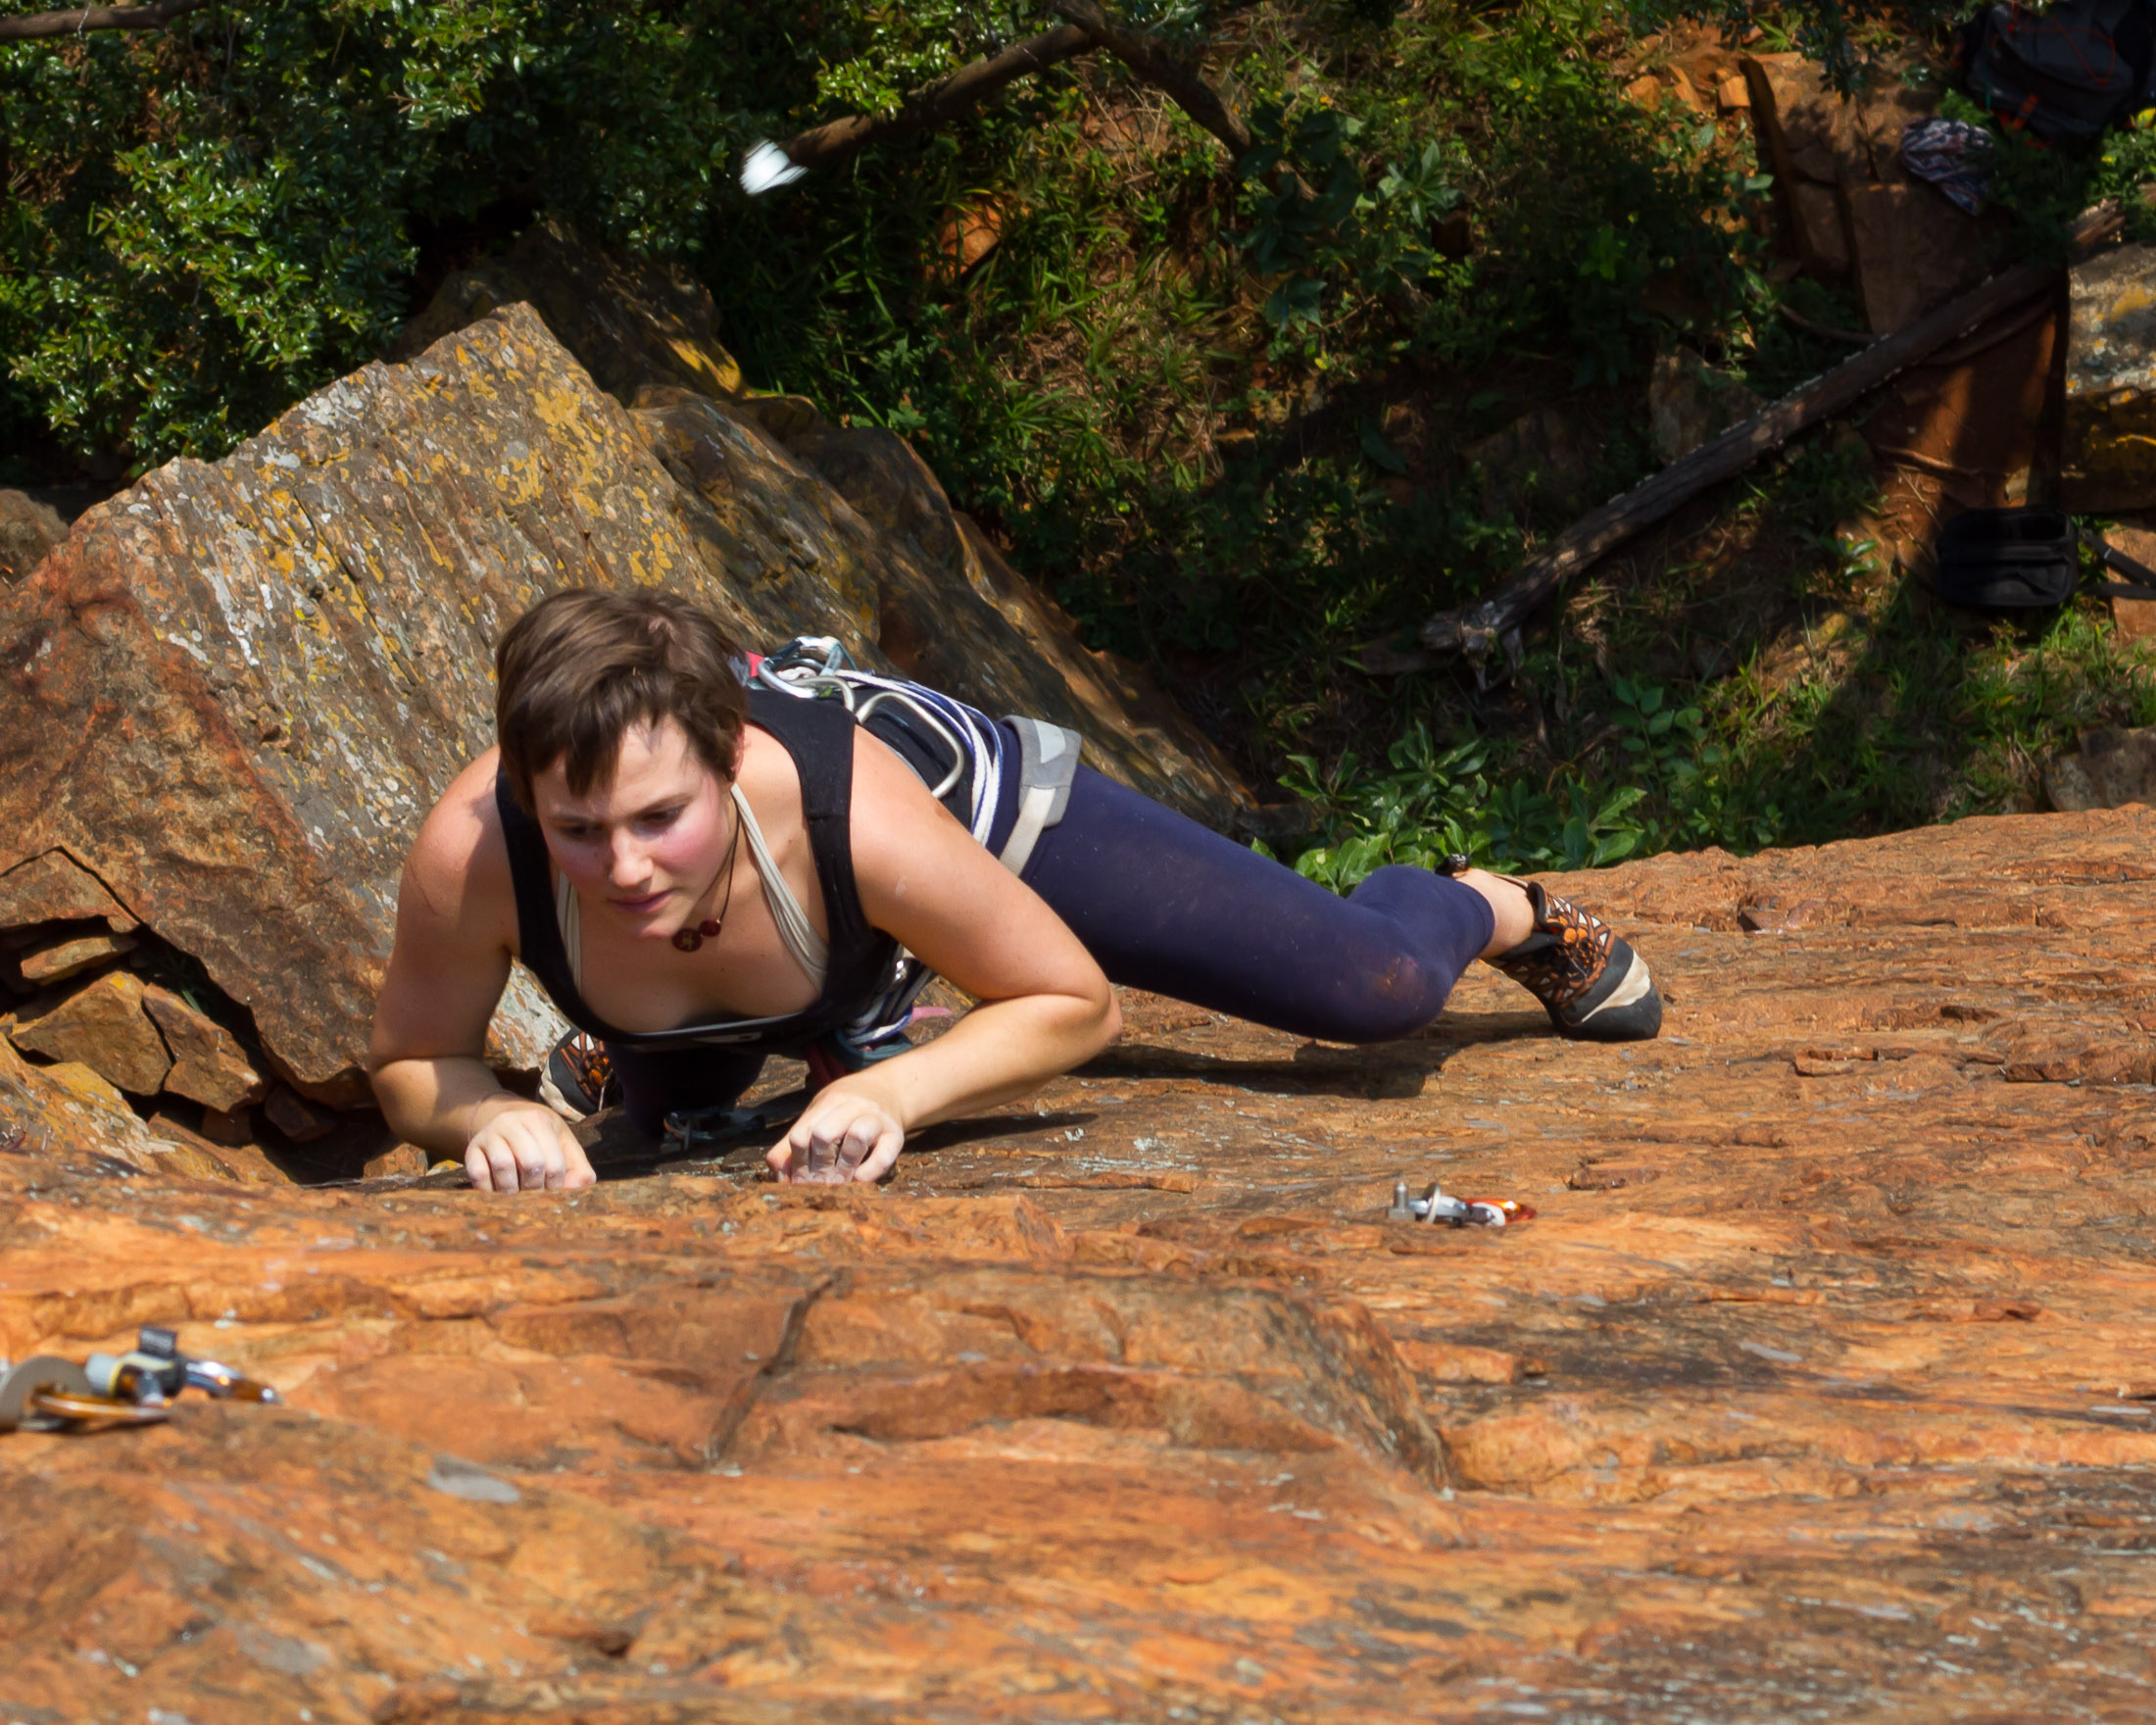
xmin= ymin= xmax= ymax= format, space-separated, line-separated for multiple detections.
xmin=0 ymin=1326 xmax=278 ymax=1435
xmin=1386 ymin=1179 xmax=1536 ymax=1228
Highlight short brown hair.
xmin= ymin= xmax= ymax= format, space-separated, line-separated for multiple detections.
xmin=495 ymin=588 xmax=748 ymax=811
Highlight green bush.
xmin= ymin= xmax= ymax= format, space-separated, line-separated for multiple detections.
xmin=0 ymin=0 xmax=805 ymax=468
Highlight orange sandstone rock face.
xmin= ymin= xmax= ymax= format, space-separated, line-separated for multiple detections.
xmin=6 ymin=810 xmax=2156 ymax=1719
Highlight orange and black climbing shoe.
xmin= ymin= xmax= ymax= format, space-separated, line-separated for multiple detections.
xmin=1444 ymin=861 xmax=1662 ymax=1042
xmin=546 ymin=1031 xmax=620 ymax=1115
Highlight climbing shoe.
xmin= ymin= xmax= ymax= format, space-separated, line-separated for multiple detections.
xmin=1485 ymin=880 xmax=1663 ymax=1042
xmin=545 ymin=1031 xmax=619 ymax=1115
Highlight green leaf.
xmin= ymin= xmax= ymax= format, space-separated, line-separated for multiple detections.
xmin=1357 ymin=416 xmax=1409 ymax=474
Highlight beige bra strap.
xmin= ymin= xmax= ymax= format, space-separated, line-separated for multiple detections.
xmin=553 ymin=870 xmax=584 ymax=998
xmin=731 ymin=784 xmax=829 ymax=990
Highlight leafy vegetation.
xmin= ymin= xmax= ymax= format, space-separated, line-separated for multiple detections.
xmin=2 ymin=0 xmax=2149 ymax=880
xmin=1291 ymin=594 xmax=2156 ymax=889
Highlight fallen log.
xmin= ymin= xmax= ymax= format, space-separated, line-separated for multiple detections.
xmin=1390 ymin=204 xmax=2121 ymax=675
xmin=0 ymin=0 xmax=209 ymax=39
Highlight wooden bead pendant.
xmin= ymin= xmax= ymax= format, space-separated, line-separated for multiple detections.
xmin=670 ymin=919 xmax=722 ymax=954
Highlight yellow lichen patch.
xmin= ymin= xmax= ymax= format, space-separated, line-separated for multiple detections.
xmin=667 ymin=335 xmax=742 ymax=398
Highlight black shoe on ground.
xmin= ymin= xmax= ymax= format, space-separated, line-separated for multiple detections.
xmin=1485 ymin=880 xmax=1662 ymax=1042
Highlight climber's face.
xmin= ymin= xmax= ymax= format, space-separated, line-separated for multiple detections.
xmin=530 ymin=717 xmax=731 ymax=935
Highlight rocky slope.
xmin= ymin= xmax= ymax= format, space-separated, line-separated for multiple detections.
xmin=4 ymin=807 xmax=2155 ymax=1720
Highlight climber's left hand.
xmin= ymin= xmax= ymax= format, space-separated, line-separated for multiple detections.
xmin=768 ymin=1078 xmax=906 ymax=1184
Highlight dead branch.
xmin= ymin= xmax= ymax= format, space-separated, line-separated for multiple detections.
xmin=0 ymin=0 xmax=209 ymax=40
xmin=1393 ymin=204 xmax=2123 ymax=675
xmin=1919 ymin=288 xmax=2061 ymax=370
xmin=754 ymin=6 xmax=1251 ymax=202
xmin=1049 ymin=0 xmax=1250 ymax=160
xmin=767 ymin=23 xmax=1095 ymax=178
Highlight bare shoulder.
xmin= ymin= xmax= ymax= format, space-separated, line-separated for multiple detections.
xmin=848 ymin=723 xmax=967 ymax=865
xmin=403 ymin=747 xmax=515 ymax=940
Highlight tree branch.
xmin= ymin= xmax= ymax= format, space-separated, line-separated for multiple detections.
xmin=1048 ymin=0 xmax=1250 ymax=160
xmin=746 ymin=6 xmax=1250 ymax=194
xmin=763 ymin=23 xmax=1094 ymax=181
xmin=0 ymin=0 xmax=210 ymax=41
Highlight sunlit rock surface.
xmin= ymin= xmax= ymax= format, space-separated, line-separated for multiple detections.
xmin=5 ymin=809 xmax=2156 ymax=1719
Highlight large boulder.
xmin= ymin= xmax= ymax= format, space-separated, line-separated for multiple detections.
xmin=0 ymin=306 xmax=697 ymax=1100
xmin=0 ymin=282 xmax=1252 ymax=1106
xmin=386 ymin=217 xmax=746 ymax=403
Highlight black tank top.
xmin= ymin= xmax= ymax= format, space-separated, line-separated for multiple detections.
xmin=494 ymin=687 xmax=904 ymax=1055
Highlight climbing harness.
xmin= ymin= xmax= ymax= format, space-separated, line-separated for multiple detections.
xmin=1387 ymin=1179 xmax=1535 ymax=1228
xmin=0 ymin=1326 xmax=278 ymax=1435
xmin=754 ymin=636 xmax=1004 ymax=827
xmin=752 ymin=636 xmax=1080 ymax=883
xmin=734 ymin=637 xmax=1079 ymax=1070
xmin=661 ymin=1091 xmax=812 ymax=1162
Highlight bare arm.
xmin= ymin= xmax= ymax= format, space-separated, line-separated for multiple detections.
xmin=368 ymin=754 xmax=594 ymax=1191
xmin=769 ymin=730 xmax=1119 ymax=1182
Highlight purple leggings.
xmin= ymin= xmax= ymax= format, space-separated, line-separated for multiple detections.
xmin=611 ymin=761 xmax=1494 ymax=1131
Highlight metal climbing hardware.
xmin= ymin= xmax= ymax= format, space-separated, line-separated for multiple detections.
xmin=0 ymin=1355 xmax=148 ymax=1433
xmin=91 ymin=1326 xmax=280 ymax=1403
xmin=1386 ymin=1179 xmax=1535 ymax=1228
xmin=747 ymin=637 xmax=1085 ymax=1071
xmin=0 ymin=1327 xmax=277 ymax=1435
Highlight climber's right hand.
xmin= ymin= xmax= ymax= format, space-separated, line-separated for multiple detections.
xmin=465 ymin=1096 xmax=596 ymax=1192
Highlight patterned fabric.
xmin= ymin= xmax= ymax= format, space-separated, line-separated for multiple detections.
xmin=1901 ymin=118 xmax=1994 ymax=216
xmin=549 ymin=1031 xmax=618 ymax=1113
xmin=1485 ymin=885 xmax=1619 ymax=1010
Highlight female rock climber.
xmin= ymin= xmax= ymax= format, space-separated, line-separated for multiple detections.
xmin=368 ymin=588 xmax=1661 ymax=1192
